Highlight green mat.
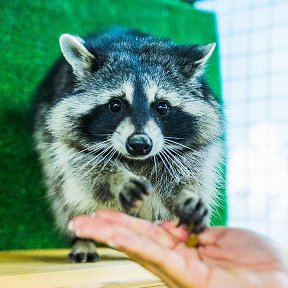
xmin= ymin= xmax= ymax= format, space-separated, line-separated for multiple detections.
xmin=0 ymin=0 xmax=226 ymax=250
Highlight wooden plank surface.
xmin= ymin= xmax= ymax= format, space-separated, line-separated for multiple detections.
xmin=0 ymin=248 xmax=167 ymax=288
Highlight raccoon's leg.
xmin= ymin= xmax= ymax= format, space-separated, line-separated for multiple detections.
xmin=109 ymin=169 xmax=153 ymax=212
xmin=69 ymin=168 xmax=153 ymax=262
xmin=50 ymin=193 xmax=100 ymax=263
xmin=177 ymin=188 xmax=210 ymax=234
xmin=69 ymin=237 xmax=100 ymax=263
xmin=167 ymin=186 xmax=210 ymax=234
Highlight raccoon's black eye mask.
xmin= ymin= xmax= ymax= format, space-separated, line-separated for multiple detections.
xmin=107 ymin=96 xmax=171 ymax=117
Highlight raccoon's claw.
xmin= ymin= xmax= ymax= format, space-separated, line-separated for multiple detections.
xmin=177 ymin=197 xmax=209 ymax=234
xmin=119 ymin=177 xmax=152 ymax=212
xmin=69 ymin=251 xmax=100 ymax=263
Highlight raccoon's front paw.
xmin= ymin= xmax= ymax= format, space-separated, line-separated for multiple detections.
xmin=177 ymin=195 xmax=209 ymax=234
xmin=69 ymin=238 xmax=100 ymax=263
xmin=119 ymin=176 xmax=153 ymax=212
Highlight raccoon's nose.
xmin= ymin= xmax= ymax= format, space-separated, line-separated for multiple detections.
xmin=126 ymin=134 xmax=153 ymax=156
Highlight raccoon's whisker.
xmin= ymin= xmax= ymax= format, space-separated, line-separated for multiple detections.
xmin=164 ymin=152 xmax=184 ymax=182
xmin=165 ymin=136 xmax=186 ymax=140
xmin=168 ymin=153 xmax=201 ymax=176
xmin=88 ymin=147 xmax=117 ymax=181
xmin=89 ymin=145 xmax=114 ymax=163
xmin=159 ymin=151 xmax=180 ymax=181
xmin=67 ymin=145 xmax=108 ymax=168
xmin=44 ymin=139 xmax=112 ymax=164
xmin=78 ymin=144 xmax=112 ymax=172
xmin=72 ymin=139 xmax=112 ymax=154
xmin=33 ymin=191 xmax=58 ymax=201
xmin=162 ymin=148 xmax=180 ymax=171
xmin=81 ymin=148 xmax=113 ymax=179
xmin=89 ymin=143 xmax=112 ymax=156
xmin=163 ymin=147 xmax=190 ymax=177
xmin=164 ymin=139 xmax=195 ymax=152
xmin=209 ymin=201 xmax=225 ymax=226
xmin=164 ymin=142 xmax=191 ymax=163
xmin=163 ymin=141 xmax=189 ymax=154
xmin=97 ymin=148 xmax=118 ymax=174
xmin=158 ymin=157 xmax=171 ymax=190
xmin=52 ymin=139 xmax=111 ymax=153
xmin=96 ymin=147 xmax=115 ymax=167
xmin=64 ymin=144 xmax=106 ymax=163
xmin=157 ymin=152 xmax=172 ymax=179
xmin=113 ymin=151 xmax=122 ymax=167
xmin=163 ymin=148 xmax=190 ymax=180
xmin=149 ymin=158 xmax=154 ymax=179
xmin=164 ymin=140 xmax=202 ymax=169
xmin=93 ymin=146 xmax=115 ymax=167
xmin=211 ymin=202 xmax=224 ymax=220
xmin=164 ymin=143 xmax=198 ymax=170
xmin=69 ymin=145 xmax=97 ymax=156
xmin=86 ymin=139 xmax=112 ymax=151
xmin=72 ymin=139 xmax=112 ymax=158
xmin=152 ymin=156 xmax=158 ymax=181
xmin=163 ymin=145 xmax=186 ymax=163
xmin=165 ymin=143 xmax=203 ymax=178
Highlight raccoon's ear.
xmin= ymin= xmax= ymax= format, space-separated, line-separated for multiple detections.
xmin=180 ymin=43 xmax=216 ymax=77
xmin=192 ymin=43 xmax=216 ymax=67
xmin=59 ymin=34 xmax=96 ymax=78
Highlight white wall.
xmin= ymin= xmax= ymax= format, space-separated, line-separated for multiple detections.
xmin=195 ymin=0 xmax=288 ymax=247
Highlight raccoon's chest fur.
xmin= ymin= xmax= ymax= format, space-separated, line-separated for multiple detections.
xmin=41 ymin=141 xmax=176 ymax=222
xmin=33 ymin=29 xmax=223 ymax=238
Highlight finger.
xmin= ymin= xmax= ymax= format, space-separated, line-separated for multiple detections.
xmin=71 ymin=215 xmax=173 ymax=266
xmin=94 ymin=210 xmax=156 ymax=231
xmin=198 ymin=245 xmax=223 ymax=259
xmin=92 ymin=211 xmax=180 ymax=248
xmin=97 ymin=211 xmax=189 ymax=243
xmin=158 ymin=221 xmax=190 ymax=242
xmin=198 ymin=226 xmax=227 ymax=245
xmin=71 ymin=215 xmax=169 ymax=263
xmin=70 ymin=215 xmax=131 ymax=245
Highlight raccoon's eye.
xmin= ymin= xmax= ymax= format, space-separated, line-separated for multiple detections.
xmin=108 ymin=99 xmax=123 ymax=113
xmin=154 ymin=101 xmax=170 ymax=116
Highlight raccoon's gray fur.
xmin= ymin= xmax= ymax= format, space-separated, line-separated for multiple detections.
xmin=33 ymin=29 xmax=223 ymax=262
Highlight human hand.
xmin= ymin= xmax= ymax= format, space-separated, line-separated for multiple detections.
xmin=69 ymin=211 xmax=288 ymax=288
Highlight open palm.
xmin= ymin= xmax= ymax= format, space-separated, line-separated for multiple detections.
xmin=71 ymin=211 xmax=288 ymax=288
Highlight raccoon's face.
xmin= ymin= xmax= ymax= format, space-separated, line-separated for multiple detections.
xmin=47 ymin=33 xmax=222 ymax=161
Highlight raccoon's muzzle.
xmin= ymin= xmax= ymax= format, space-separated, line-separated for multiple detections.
xmin=126 ymin=133 xmax=152 ymax=156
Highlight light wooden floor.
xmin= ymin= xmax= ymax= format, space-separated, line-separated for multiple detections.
xmin=0 ymin=248 xmax=167 ymax=288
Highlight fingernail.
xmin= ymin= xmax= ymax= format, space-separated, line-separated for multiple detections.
xmin=68 ymin=220 xmax=74 ymax=232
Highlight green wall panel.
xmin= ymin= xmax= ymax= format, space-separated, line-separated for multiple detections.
xmin=0 ymin=0 xmax=226 ymax=250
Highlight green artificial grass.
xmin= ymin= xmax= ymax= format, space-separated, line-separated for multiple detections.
xmin=0 ymin=0 xmax=226 ymax=250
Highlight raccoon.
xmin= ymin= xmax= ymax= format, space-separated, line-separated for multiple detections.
xmin=32 ymin=29 xmax=223 ymax=263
